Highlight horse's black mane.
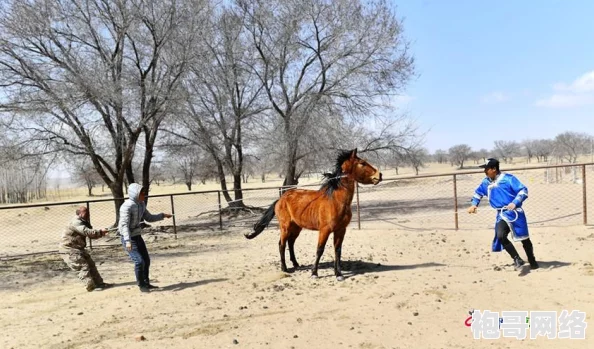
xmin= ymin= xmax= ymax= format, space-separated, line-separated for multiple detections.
xmin=320 ymin=149 xmax=354 ymax=196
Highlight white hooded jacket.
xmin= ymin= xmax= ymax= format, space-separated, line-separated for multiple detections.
xmin=118 ymin=183 xmax=164 ymax=242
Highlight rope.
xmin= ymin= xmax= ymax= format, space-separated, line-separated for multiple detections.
xmin=495 ymin=207 xmax=519 ymax=223
xmin=148 ymin=174 xmax=520 ymax=224
xmin=160 ymin=174 xmax=350 ymax=212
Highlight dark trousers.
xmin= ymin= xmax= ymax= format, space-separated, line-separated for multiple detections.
xmin=495 ymin=220 xmax=535 ymax=261
xmin=122 ymin=235 xmax=151 ymax=287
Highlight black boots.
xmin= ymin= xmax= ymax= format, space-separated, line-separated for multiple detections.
xmin=504 ymin=240 xmax=539 ymax=270
xmin=503 ymin=243 xmax=525 ymax=270
xmin=513 ymin=256 xmax=525 ymax=270
xmin=522 ymin=239 xmax=540 ymax=269
xmin=145 ymin=279 xmax=159 ymax=289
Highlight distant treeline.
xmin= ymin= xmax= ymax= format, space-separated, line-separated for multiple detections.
xmin=0 ymin=161 xmax=47 ymax=204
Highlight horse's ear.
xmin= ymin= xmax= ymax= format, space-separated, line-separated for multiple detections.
xmin=351 ymin=148 xmax=358 ymax=158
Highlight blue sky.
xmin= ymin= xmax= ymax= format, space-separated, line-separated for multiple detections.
xmin=391 ymin=0 xmax=594 ymax=153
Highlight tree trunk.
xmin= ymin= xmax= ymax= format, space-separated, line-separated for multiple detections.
xmin=109 ymin=181 xmax=126 ymax=227
xmin=231 ymin=173 xmax=245 ymax=208
xmin=281 ymin=143 xmax=299 ymax=193
xmin=142 ymin=131 xmax=154 ymax=200
xmin=215 ymin=160 xmax=233 ymax=203
xmin=126 ymin=166 xmax=135 ymax=187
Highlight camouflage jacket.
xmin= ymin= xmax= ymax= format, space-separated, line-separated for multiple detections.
xmin=59 ymin=216 xmax=102 ymax=251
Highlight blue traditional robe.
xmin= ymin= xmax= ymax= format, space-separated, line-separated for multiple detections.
xmin=470 ymin=173 xmax=530 ymax=252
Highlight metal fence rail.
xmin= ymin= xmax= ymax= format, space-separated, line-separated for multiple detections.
xmin=1 ymin=163 xmax=591 ymax=259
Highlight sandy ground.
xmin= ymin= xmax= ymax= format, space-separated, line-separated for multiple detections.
xmin=1 ymin=221 xmax=593 ymax=349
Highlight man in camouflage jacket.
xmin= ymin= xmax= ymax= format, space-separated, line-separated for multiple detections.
xmin=59 ymin=205 xmax=111 ymax=292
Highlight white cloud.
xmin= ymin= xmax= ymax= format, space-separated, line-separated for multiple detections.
xmin=552 ymin=71 xmax=594 ymax=93
xmin=534 ymin=94 xmax=594 ymax=108
xmin=536 ymin=70 xmax=594 ymax=108
xmin=481 ymin=92 xmax=509 ymax=104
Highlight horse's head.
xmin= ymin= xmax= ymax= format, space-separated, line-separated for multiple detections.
xmin=342 ymin=148 xmax=382 ymax=185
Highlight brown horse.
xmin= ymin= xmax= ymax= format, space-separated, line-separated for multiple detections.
xmin=244 ymin=149 xmax=382 ymax=281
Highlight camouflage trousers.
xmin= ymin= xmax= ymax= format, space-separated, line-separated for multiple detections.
xmin=60 ymin=249 xmax=104 ymax=291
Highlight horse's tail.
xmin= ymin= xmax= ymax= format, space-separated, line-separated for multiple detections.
xmin=245 ymin=200 xmax=278 ymax=240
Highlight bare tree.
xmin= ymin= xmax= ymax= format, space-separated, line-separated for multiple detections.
xmin=554 ymin=131 xmax=591 ymax=163
xmin=159 ymin=156 xmax=179 ymax=184
xmin=164 ymin=145 xmax=203 ymax=191
xmin=521 ymin=139 xmax=537 ymax=163
xmin=407 ymin=147 xmax=428 ymax=175
xmin=468 ymin=151 xmax=483 ymax=165
xmin=0 ymin=0 xmax=204 ymax=218
xmin=476 ymin=148 xmax=490 ymax=163
xmin=149 ymin=164 xmax=166 ymax=186
xmin=493 ymin=140 xmax=521 ymax=164
xmin=238 ymin=0 xmax=415 ymax=186
xmin=68 ymin=157 xmax=102 ymax=196
xmin=534 ymin=139 xmax=554 ymax=163
xmin=433 ymin=149 xmax=448 ymax=164
xmin=388 ymin=153 xmax=404 ymax=175
xmin=245 ymin=147 xmax=277 ymax=183
xmin=0 ymin=145 xmax=50 ymax=204
xmin=166 ymin=5 xmax=268 ymax=207
xmin=448 ymin=144 xmax=472 ymax=169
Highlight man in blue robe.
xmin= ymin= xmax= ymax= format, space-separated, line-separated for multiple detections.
xmin=468 ymin=158 xmax=539 ymax=270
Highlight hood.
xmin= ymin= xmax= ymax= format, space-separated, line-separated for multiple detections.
xmin=128 ymin=183 xmax=143 ymax=202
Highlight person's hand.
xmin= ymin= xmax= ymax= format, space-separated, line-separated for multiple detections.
xmin=505 ymin=202 xmax=516 ymax=211
xmin=101 ymin=229 xmax=109 ymax=237
xmin=126 ymin=241 xmax=132 ymax=251
xmin=164 ymin=213 xmax=173 ymax=219
xmin=468 ymin=205 xmax=478 ymax=214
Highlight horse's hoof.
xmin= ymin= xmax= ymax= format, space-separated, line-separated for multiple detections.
xmin=310 ymin=274 xmax=318 ymax=279
xmin=336 ymin=275 xmax=345 ymax=281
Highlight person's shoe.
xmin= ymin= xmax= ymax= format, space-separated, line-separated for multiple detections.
xmin=513 ymin=256 xmax=525 ymax=270
xmin=529 ymin=260 xmax=540 ymax=270
xmin=139 ymin=286 xmax=150 ymax=293
xmin=522 ymin=239 xmax=539 ymax=270
xmin=144 ymin=279 xmax=159 ymax=289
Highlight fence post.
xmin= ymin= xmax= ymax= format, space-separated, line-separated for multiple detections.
xmin=453 ymin=174 xmax=459 ymax=230
xmin=582 ymin=165 xmax=588 ymax=225
xmin=356 ymin=182 xmax=361 ymax=230
xmin=217 ymin=191 xmax=223 ymax=230
xmin=170 ymin=195 xmax=177 ymax=240
xmin=87 ymin=201 xmax=93 ymax=250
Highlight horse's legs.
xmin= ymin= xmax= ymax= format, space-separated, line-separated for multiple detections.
xmin=311 ymin=228 xmax=331 ymax=279
xmin=278 ymin=224 xmax=290 ymax=273
xmin=333 ymin=228 xmax=346 ymax=281
xmin=288 ymin=227 xmax=302 ymax=270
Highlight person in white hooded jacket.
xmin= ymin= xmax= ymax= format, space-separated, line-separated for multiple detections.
xmin=119 ymin=183 xmax=172 ymax=292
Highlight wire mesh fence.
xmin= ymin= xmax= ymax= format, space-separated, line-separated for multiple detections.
xmin=1 ymin=163 xmax=592 ymax=259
